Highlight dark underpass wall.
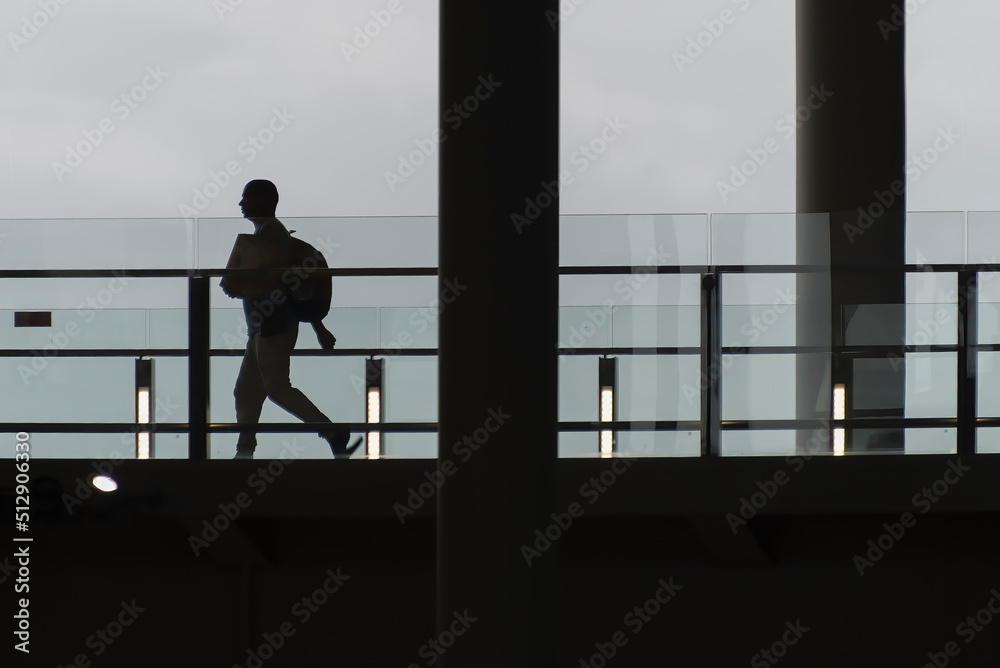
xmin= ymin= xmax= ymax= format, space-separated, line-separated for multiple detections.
xmin=8 ymin=513 xmax=1000 ymax=667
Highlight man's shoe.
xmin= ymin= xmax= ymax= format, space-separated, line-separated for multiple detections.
xmin=327 ymin=433 xmax=364 ymax=459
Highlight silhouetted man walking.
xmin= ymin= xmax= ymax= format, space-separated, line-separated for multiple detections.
xmin=221 ymin=179 xmax=361 ymax=459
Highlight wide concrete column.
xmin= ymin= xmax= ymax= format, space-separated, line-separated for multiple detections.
xmin=797 ymin=0 xmax=906 ymax=452
xmin=438 ymin=1 xmax=558 ymax=666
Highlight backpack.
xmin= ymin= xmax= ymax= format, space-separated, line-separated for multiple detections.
xmin=281 ymin=231 xmax=332 ymax=323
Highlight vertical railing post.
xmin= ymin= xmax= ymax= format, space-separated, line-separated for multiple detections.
xmin=958 ymin=269 xmax=978 ymax=456
xmin=189 ymin=274 xmax=210 ymax=459
xmin=701 ymin=272 xmax=721 ymax=456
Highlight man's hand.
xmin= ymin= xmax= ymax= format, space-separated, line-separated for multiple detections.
xmin=313 ymin=322 xmax=337 ymax=350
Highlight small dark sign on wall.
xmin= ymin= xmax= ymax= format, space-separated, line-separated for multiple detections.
xmin=14 ymin=312 xmax=52 ymax=327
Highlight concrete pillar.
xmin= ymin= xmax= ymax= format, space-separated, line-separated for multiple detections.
xmin=796 ymin=0 xmax=907 ymax=452
xmin=438 ymin=1 xmax=559 ymax=665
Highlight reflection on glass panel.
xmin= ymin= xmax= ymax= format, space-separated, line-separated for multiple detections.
xmin=843 ymin=305 xmax=905 ymax=346
xmin=904 ymin=429 xmax=955 ymax=455
xmin=617 ymin=431 xmax=699 ymax=458
xmin=0 ymin=219 xmax=194 ymax=270
xmin=905 ymin=353 xmax=956 ymax=418
xmin=721 ymin=430 xmax=797 ymax=457
xmin=618 ymin=355 xmax=700 ymax=422
xmin=906 ymin=212 xmax=965 ymax=264
xmin=559 ymin=214 xmax=708 ymax=267
xmin=612 ymin=306 xmax=698 ymax=348
xmin=711 ymin=214 xmax=796 ymax=266
xmin=1 ymin=357 xmax=133 ymax=424
xmin=722 ymin=354 xmax=796 ymax=421
xmin=853 ymin=358 xmax=904 ymax=411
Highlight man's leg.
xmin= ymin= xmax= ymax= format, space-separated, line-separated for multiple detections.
xmin=234 ymin=336 xmax=268 ymax=456
xmin=256 ymin=321 xmax=348 ymax=444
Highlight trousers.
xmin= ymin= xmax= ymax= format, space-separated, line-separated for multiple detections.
xmin=234 ymin=319 xmax=337 ymax=452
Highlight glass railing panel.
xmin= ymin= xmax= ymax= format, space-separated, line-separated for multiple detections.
xmin=0 ymin=218 xmax=194 ymax=270
xmin=1 ymin=433 xmax=146 ymax=461
xmin=722 ymin=273 xmax=797 ymax=347
xmin=383 ymin=355 xmax=436 ymax=422
xmin=967 ymin=212 xmax=1000 ymax=265
xmin=616 ymin=431 xmax=700 ymax=458
xmin=721 ymin=431 xmax=798 ymax=457
xmin=618 ymin=355 xmax=700 ymax=423
xmin=1 ymin=307 xmax=148 ymax=350
xmin=978 ymin=272 xmax=1000 ymax=344
xmin=559 ymin=433 xmax=600 ymax=458
xmin=560 ymin=274 xmax=699 ymax=307
xmin=904 ymin=429 xmax=956 ymax=455
xmin=905 ymin=353 xmax=957 ymax=418
xmin=1 ymin=357 xmax=134 ymax=424
xmin=148 ymin=308 xmax=188 ymax=349
xmin=559 ymin=214 xmax=708 ymax=266
xmin=611 ymin=305 xmax=699 ymax=348
xmin=560 ymin=306 xmax=612 ymax=350
xmin=379 ymin=307 xmax=436 ymax=350
xmin=196 ymin=216 xmax=437 ymax=269
xmin=385 ymin=434 xmax=436 ymax=459
xmin=977 ymin=351 xmax=1000 ymax=428
xmin=710 ymin=213 xmax=798 ymax=266
xmin=977 ymin=429 xmax=1000 ymax=455
xmin=906 ymin=212 xmax=965 ymax=264
xmin=559 ymin=355 xmax=598 ymax=423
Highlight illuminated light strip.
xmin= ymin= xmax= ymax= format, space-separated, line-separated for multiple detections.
xmin=137 ymin=389 xmax=151 ymax=459
xmin=833 ymin=384 xmax=845 ymax=456
xmin=367 ymin=387 xmax=381 ymax=460
xmin=136 ymin=359 xmax=153 ymax=460
xmin=365 ymin=358 xmax=384 ymax=460
xmin=600 ymin=387 xmax=614 ymax=459
xmin=599 ymin=356 xmax=618 ymax=459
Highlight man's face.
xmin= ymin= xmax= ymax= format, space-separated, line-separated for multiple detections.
xmin=239 ymin=187 xmax=252 ymax=218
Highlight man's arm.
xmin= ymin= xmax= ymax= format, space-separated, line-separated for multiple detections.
xmin=312 ymin=320 xmax=337 ymax=350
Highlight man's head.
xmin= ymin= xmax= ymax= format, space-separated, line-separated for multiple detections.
xmin=239 ymin=179 xmax=279 ymax=220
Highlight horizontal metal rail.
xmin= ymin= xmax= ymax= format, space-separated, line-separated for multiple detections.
xmin=3 ymin=261 xmax=1000 ymax=280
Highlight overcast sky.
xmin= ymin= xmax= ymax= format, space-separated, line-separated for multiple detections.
xmin=2 ymin=0 xmax=987 ymax=223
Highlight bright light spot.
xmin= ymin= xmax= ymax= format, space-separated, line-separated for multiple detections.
xmin=833 ymin=384 xmax=845 ymax=421
xmin=91 ymin=475 xmax=118 ymax=493
xmin=137 ymin=388 xmax=150 ymax=424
